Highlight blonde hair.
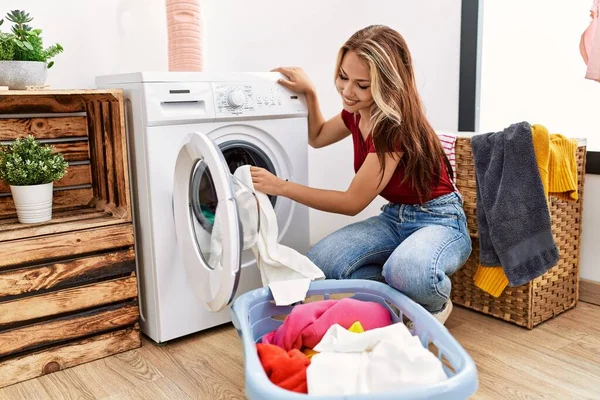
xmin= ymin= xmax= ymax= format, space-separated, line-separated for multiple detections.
xmin=335 ymin=25 xmax=452 ymax=201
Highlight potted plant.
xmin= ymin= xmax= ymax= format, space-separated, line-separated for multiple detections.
xmin=0 ymin=10 xmax=63 ymax=89
xmin=0 ymin=135 xmax=68 ymax=223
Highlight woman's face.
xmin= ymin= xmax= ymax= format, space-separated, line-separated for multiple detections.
xmin=336 ymin=50 xmax=374 ymax=113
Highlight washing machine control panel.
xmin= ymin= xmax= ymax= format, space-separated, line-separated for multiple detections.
xmin=213 ymin=82 xmax=304 ymax=117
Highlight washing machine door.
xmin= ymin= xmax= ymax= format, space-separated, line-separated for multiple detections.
xmin=173 ymin=132 xmax=242 ymax=312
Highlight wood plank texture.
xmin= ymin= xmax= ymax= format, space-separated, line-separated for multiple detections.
xmin=0 ymin=223 xmax=134 ymax=269
xmin=103 ymin=379 xmax=192 ymax=400
xmin=0 ymin=89 xmax=121 ymax=97
xmin=0 ymin=206 xmax=101 ymax=226
xmin=102 ymin=102 xmax=116 ymax=206
xmin=0 ymin=117 xmax=88 ymax=140
xmin=0 ymin=325 xmax=140 ymax=389
xmin=0 ymin=248 xmax=135 ymax=298
xmin=0 ymin=93 xmax=119 ymax=114
xmin=0 ymin=275 xmax=138 ymax=326
xmin=0 ymin=303 xmax=139 ymax=357
xmin=0 ymin=90 xmax=139 ymax=391
xmin=56 ymin=163 xmax=92 ymax=188
xmin=111 ymin=98 xmax=131 ymax=210
xmin=82 ymin=98 xmax=131 ymax=219
xmin=139 ymin=326 xmax=246 ymax=400
xmin=0 ymin=303 xmax=598 ymax=399
xmin=53 ymin=140 xmax=90 ymax=162
xmin=87 ymin=101 xmax=108 ymax=201
xmin=0 ymin=96 xmax=87 ymax=114
xmin=0 ymin=164 xmax=92 ymax=194
xmin=0 ymin=210 xmax=121 ymax=241
xmin=0 ymin=187 xmax=94 ymax=217
xmin=66 ymin=342 xmax=164 ymax=399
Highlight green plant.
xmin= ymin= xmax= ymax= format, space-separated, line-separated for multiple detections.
xmin=0 ymin=10 xmax=63 ymax=68
xmin=0 ymin=135 xmax=68 ymax=186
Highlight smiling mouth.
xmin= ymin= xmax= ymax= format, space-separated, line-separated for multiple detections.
xmin=343 ymin=97 xmax=358 ymax=106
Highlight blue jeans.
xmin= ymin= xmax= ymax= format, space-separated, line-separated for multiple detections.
xmin=307 ymin=192 xmax=472 ymax=313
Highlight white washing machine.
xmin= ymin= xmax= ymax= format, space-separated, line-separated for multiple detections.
xmin=95 ymin=72 xmax=310 ymax=343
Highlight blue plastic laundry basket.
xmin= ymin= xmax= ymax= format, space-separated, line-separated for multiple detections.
xmin=231 ymin=279 xmax=478 ymax=400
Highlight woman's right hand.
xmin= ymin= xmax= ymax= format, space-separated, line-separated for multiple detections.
xmin=271 ymin=67 xmax=316 ymax=95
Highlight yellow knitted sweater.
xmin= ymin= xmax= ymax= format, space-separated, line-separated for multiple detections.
xmin=473 ymin=125 xmax=579 ymax=297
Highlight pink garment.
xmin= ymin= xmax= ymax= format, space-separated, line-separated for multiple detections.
xmin=261 ymin=298 xmax=392 ymax=351
xmin=581 ymin=0 xmax=600 ymax=81
xmin=437 ymin=133 xmax=457 ymax=184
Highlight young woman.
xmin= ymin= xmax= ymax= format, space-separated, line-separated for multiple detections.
xmin=250 ymin=25 xmax=471 ymax=324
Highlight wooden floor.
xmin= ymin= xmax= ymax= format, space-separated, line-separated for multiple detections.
xmin=1 ymin=302 xmax=599 ymax=400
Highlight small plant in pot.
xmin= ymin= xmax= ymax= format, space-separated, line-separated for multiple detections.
xmin=0 ymin=135 xmax=68 ymax=223
xmin=0 ymin=10 xmax=64 ymax=90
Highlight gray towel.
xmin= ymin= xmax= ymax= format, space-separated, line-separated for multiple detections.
xmin=471 ymin=121 xmax=559 ymax=287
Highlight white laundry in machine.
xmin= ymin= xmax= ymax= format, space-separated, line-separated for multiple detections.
xmin=95 ymin=72 xmax=310 ymax=343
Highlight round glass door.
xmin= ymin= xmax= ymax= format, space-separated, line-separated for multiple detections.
xmin=189 ymin=159 xmax=219 ymax=266
xmin=220 ymin=141 xmax=277 ymax=207
xmin=173 ymin=132 xmax=242 ymax=312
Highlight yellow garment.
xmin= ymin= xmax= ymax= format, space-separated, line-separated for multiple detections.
xmin=548 ymin=134 xmax=578 ymax=201
xmin=532 ymin=124 xmax=551 ymax=199
xmin=301 ymin=321 xmax=365 ymax=360
xmin=473 ymin=266 xmax=509 ymax=298
xmin=473 ymin=124 xmax=578 ymax=297
xmin=302 ymin=348 xmax=319 ymax=360
xmin=348 ymin=321 xmax=365 ymax=333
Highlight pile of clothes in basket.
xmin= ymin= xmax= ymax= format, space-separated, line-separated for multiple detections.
xmin=256 ymin=297 xmax=448 ymax=395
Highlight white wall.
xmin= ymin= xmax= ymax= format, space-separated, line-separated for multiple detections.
xmin=2 ymin=0 xmax=462 ymax=249
xmin=8 ymin=0 xmax=592 ymax=282
xmin=478 ymin=0 xmax=600 ymax=150
xmin=478 ymin=0 xmax=600 ymax=282
xmin=201 ymin=0 xmax=462 ymax=244
xmin=2 ymin=0 xmax=168 ymax=89
xmin=4 ymin=0 xmax=462 ymax=246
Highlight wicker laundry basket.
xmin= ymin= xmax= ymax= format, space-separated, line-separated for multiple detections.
xmin=450 ymin=136 xmax=587 ymax=329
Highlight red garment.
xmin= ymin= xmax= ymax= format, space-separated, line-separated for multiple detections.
xmin=342 ymin=109 xmax=454 ymax=204
xmin=261 ymin=298 xmax=391 ymax=351
xmin=256 ymin=343 xmax=310 ymax=393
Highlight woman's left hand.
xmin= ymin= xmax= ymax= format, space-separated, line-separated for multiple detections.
xmin=250 ymin=166 xmax=286 ymax=196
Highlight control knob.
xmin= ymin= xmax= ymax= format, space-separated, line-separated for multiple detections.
xmin=227 ymin=89 xmax=245 ymax=108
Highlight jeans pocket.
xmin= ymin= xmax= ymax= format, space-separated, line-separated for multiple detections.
xmin=419 ymin=203 xmax=459 ymax=219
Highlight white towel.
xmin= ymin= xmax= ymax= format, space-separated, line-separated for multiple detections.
xmin=200 ymin=166 xmax=323 ymax=306
xmin=233 ymin=165 xmax=324 ymax=305
xmin=307 ymin=323 xmax=447 ymax=396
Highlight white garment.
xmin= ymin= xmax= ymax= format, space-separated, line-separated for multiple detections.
xmin=204 ymin=175 xmax=261 ymax=302
xmin=307 ymin=323 xmax=447 ymax=396
xmin=232 ymin=166 xmax=325 ymax=305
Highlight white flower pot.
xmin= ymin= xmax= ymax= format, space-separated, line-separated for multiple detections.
xmin=0 ymin=61 xmax=48 ymax=90
xmin=10 ymin=182 xmax=54 ymax=223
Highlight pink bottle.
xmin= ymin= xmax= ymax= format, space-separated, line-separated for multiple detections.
xmin=166 ymin=0 xmax=203 ymax=71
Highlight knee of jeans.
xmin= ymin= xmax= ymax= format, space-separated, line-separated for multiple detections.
xmin=383 ymin=258 xmax=447 ymax=313
xmin=306 ymin=245 xmax=322 ymax=265
xmin=382 ymin=253 xmax=415 ymax=294
xmin=383 ymin=251 xmax=442 ymax=296
xmin=307 ymin=243 xmax=342 ymax=279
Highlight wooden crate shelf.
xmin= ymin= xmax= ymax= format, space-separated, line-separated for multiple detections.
xmin=0 ymin=89 xmax=140 ymax=388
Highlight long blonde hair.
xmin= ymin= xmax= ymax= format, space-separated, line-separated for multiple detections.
xmin=335 ymin=25 xmax=452 ymax=202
